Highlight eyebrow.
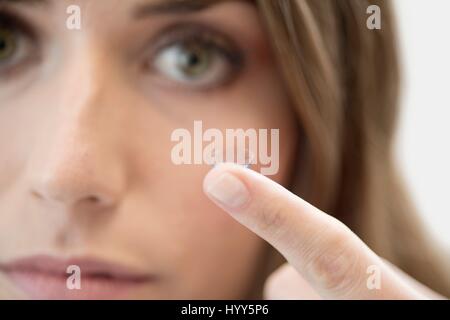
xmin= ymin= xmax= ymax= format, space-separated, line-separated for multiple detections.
xmin=0 ymin=0 xmax=251 ymax=15
xmin=133 ymin=0 xmax=243 ymax=18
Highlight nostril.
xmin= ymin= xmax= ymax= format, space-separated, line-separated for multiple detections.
xmin=86 ymin=195 xmax=100 ymax=204
xmin=30 ymin=167 xmax=122 ymax=209
xmin=31 ymin=190 xmax=44 ymax=200
xmin=30 ymin=186 xmax=114 ymax=208
xmin=82 ymin=194 xmax=116 ymax=208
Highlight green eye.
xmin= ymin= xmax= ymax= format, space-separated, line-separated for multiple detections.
xmin=155 ymin=40 xmax=221 ymax=84
xmin=0 ymin=16 xmax=38 ymax=78
xmin=153 ymin=40 xmax=234 ymax=89
xmin=0 ymin=27 xmax=16 ymax=61
xmin=176 ymin=42 xmax=212 ymax=79
xmin=151 ymin=26 xmax=244 ymax=90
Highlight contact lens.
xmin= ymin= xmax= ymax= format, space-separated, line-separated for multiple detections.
xmin=209 ymin=148 xmax=255 ymax=168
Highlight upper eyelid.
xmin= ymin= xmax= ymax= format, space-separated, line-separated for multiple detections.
xmin=0 ymin=9 xmax=40 ymax=40
xmin=0 ymin=10 xmax=43 ymax=77
xmin=145 ymin=22 xmax=243 ymax=60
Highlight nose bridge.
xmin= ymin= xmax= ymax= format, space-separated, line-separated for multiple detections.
xmin=62 ymin=38 xmax=115 ymax=117
xmin=31 ymin=41 xmax=127 ymax=209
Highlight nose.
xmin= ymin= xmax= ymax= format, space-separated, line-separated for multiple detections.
xmin=30 ymin=44 xmax=127 ymax=211
xmin=31 ymin=146 xmax=124 ymax=210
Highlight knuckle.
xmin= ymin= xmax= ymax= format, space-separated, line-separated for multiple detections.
xmin=304 ymin=226 xmax=361 ymax=294
xmin=256 ymin=199 xmax=286 ymax=233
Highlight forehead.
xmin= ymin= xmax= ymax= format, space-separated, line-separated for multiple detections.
xmin=0 ymin=0 xmax=257 ymax=25
xmin=0 ymin=0 xmax=232 ymax=10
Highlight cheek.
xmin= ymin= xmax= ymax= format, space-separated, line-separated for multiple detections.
xmin=140 ymin=163 xmax=263 ymax=297
xmin=109 ymin=48 xmax=296 ymax=295
xmin=0 ymin=79 xmax=67 ymax=182
xmin=173 ymin=186 xmax=266 ymax=298
xmin=0 ymin=92 xmax=47 ymax=211
xmin=0 ymin=102 xmax=31 ymax=188
xmin=158 ymin=163 xmax=245 ymax=236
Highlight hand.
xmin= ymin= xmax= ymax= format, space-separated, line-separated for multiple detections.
xmin=203 ymin=163 xmax=445 ymax=299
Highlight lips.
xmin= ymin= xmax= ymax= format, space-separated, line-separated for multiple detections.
xmin=0 ymin=255 xmax=154 ymax=299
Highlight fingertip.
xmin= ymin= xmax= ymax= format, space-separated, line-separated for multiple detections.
xmin=203 ymin=163 xmax=251 ymax=210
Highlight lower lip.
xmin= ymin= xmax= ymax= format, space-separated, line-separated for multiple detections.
xmin=4 ymin=269 xmax=152 ymax=300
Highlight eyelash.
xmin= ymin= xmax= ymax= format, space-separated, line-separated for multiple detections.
xmin=145 ymin=23 xmax=245 ymax=90
xmin=0 ymin=13 xmax=245 ymax=90
xmin=0 ymin=10 xmax=40 ymax=78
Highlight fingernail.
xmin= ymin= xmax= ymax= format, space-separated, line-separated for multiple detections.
xmin=204 ymin=172 xmax=250 ymax=209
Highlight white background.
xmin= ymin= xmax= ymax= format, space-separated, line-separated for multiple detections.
xmin=394 ymin=0 xmax=450 ymax=248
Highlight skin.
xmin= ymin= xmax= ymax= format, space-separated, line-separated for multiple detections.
xmin=0 ymin=0 xmax=298 ymax=299
xmin=204 ymin=163 xmax=445 ymax=299
xmin=0 ymin=0 xmax=444 ymax=299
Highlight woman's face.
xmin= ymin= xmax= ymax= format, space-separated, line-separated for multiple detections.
xmin=0 ymin=0 xmax=298 ymax=299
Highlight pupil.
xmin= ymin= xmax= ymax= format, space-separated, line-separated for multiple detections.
xmin=178 ymin=44 xmax=210 ymax=77
xmin=0 ymin=29 xmax=13 ymax=56
xmin=187 ymin=52 xmax=200 ymax=67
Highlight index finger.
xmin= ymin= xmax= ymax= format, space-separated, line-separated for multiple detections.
xmin=203 ymin=163 xmax=426 ymax=299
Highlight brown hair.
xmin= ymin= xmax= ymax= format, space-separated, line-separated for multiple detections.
xmin=256 ymin=0 xmax=450 ymax=297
